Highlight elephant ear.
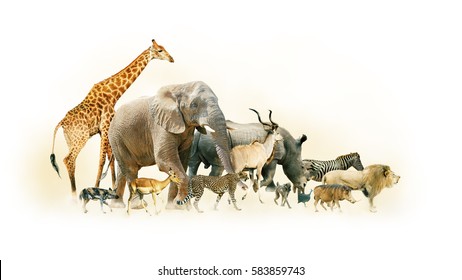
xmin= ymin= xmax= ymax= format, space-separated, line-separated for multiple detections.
xmin=151 ymin=86 xmax=186 ymax=134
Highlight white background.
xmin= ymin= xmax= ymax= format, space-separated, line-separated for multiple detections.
xmin=1 ymin=0 xmax=461 ymax=279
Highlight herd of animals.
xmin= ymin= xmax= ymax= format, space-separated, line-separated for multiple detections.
xmin=50 ymin=38 xmax=401 ymax=215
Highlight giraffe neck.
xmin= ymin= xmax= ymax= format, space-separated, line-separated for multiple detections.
xmin=85 ymin=48 xmax=152 ymax=106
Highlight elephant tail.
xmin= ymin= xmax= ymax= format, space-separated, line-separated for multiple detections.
xmin=50 ymin=120 xmax=62 ymax=178
xmin=177 ymin=193 xmax=194 ymax=205
xmin=99 ymin=154 xmax=114 ymax=182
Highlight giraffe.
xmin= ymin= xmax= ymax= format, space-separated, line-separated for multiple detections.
xmin=50 ymin=39 xmax=174 ymax=198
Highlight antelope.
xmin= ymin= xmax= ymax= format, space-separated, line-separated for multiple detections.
xmin=127 ymin=169 xmax=182 ymax=215
xmin=230 ymin=109 xmax=283 ymax=203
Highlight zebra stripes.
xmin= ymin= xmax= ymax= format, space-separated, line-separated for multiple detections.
xmin=303 ymin=152 xmax=364 ymax=182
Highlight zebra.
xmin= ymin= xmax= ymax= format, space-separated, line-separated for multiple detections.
xmin=302 ymin=152 xmax=364 ymax=182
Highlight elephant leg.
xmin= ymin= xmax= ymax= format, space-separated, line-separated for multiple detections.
xmin=187 ymin=156 xmax=201 ymax=178
xmin=166 ymin=180 xmax=180 ymax=209
xmin=163 ymin=148 xmax=190 ymax=209
xmin=125 ymin=171 xmax=146 ymax=210
xmin=110 ymin=165 xmax=130 ymax=208
xmin=209 ymin=165 xmax=224 ymax=176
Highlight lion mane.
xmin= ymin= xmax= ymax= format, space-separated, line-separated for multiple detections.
xmin=362 ymin=164 xmax=396 ymax=199
xmin=322 ymin=164 xmax=400 ymax=212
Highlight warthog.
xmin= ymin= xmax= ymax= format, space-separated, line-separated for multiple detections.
xmin=313 ymin=184 xmax=357 ymax=212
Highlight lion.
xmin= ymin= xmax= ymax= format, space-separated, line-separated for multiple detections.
xmin=322 ymin=164 xmax=400 ymax=212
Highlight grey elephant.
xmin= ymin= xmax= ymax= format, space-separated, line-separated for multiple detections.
xmin=108 ymin=81 xmax=234 ymax=208
xmin=188 ymin=119 xmax=308 ymax=192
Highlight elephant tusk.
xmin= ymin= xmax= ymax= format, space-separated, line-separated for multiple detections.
xmin=203 ymin=125 xmax=216 ymax=134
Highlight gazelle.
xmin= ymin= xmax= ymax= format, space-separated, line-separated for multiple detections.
xmin=127 ymin=169 xmax=181 ymax=215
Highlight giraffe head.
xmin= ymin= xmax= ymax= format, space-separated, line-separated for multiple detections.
xmin=149 ymin=39 xmax=174 ymax=63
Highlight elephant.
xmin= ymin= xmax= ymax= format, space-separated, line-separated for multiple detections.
xmin=108 ymin=81 xmax=235 ymax=208
xmin=188 ymin=119 xmax=308 ymax=193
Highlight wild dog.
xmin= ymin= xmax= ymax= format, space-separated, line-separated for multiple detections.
xmin=79 ymin=187 xmax=119 ymax=214
xmin=274 ymin=182 xmax=292 ymax=209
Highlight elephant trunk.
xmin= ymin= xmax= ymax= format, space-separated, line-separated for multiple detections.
xmin=206 ymin=108 xmax=234 ymax=174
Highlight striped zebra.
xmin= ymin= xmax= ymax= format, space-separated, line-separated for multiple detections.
xmin=303 ymin=152 xmax=364 ymax=182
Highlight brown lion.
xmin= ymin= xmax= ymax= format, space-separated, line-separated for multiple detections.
xmin=322 ymin=164 xmax=400 ymax=212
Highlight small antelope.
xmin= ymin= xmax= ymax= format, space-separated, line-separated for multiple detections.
xmin=127 ymin=169 xmax=182 ymax=215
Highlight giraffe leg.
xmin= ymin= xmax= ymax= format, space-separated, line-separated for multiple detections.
xmin=107 ymin=147 xmax=116 ymax=189
xmin=94 ymin=131 xmax=110 ymax=188
xmin=63 ymin=126 xmax=90 ymax=199
xmin=94 ymin=117 xmax=116 ymax=189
